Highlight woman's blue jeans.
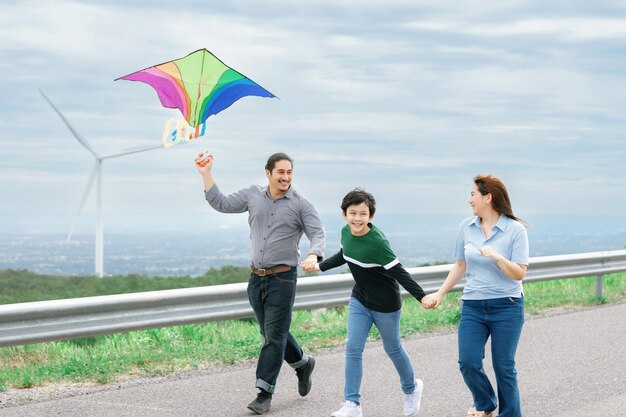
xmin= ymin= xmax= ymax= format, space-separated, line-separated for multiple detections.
xmin=458 ymin=297 xmax=524 ymax=417
xmin=247 ymin=268 xmax=308 ymax=393
xmin=344 ymin=297 xmax=416 ymax=405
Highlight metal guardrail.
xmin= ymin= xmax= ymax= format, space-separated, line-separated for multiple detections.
xmin=1 ymin=250 xmax=625 ymax=348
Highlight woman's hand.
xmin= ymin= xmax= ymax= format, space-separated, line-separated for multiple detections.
xmin=478 ymin=245 xmax=504 ymax=262
xmin=480 ymin=245 xmax=527 ymax=281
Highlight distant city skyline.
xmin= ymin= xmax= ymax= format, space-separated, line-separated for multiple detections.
xmin=2 ymin=1 xmax=626 ymax=241
xmin=2 ymin=215 xmax=625 ymax=276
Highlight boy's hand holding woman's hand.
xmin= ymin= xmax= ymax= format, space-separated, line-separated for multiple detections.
xmin=422 ymin=292 xmax=444 ymax=310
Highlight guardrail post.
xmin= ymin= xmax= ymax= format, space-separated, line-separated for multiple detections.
xmin=595 ymin=275 xmax=603 ymax=298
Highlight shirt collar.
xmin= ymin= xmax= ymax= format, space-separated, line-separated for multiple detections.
xmin=495 ymin=214 xmax=508 ymax=232
xmin=264 ymin=185 xmax=294 ymax=200
xmin=470 ymin=216 xmax=481 ymax=228
xmin=470 ymin=214 xmax=508 ymax=232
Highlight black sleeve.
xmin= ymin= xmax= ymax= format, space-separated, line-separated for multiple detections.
xmin=391 ymin=263 xmax=426 ymax=302
xmin=319 ymin=248 xmax=347 ymax=272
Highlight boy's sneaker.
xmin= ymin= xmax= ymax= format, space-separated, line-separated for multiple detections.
xmin=331 ymin=400 xmax=363 ymax=417
xmin=403 ymin=379 xmax=423 ymax=417
xmin=466 ymin=406 xmax=493 ymax=417
xmin=296 ymin=356 xmax=315 ymax=396
xmin=247 ymin=390 xmax=272 ymax=414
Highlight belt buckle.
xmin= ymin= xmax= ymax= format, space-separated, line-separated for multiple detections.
xmin=256 ymin=268 xmax=267 ymax=276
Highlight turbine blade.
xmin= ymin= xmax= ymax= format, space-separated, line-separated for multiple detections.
xmin=66 ymin=162 xmax=98 ymax=242
xmin=39 ymin=89 xmax=100 ymax=159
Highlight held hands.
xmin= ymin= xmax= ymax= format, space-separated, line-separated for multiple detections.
xmin=422 ymin=292 xmax=444 ymax=310
xmin=300 ymin=254 xmax=320 ymax=273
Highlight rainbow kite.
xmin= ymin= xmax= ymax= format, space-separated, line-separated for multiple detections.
xmin=116 ymin=48 xmax=276 ymax=147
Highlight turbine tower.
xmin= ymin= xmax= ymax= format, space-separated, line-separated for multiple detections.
xmin=40 ymin=90 xmax=162 ymax=277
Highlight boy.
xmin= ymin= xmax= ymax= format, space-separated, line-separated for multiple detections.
xmin=302 ymin=188 xmax=426 ymax=417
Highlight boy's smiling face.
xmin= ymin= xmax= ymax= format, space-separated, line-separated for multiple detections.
xmin=343 ymin=202 xmax=373 ymax=236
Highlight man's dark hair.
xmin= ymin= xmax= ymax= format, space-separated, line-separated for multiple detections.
xmin=341 ymin=188 xmax=376 ymax=216
xmin=265 ymin=153 xmax=293 ymax=172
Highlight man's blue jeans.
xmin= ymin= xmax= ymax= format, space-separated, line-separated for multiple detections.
xmin=344 ymin=297 xmax=416 ymax=405
xmin=458 ymin=297 xmax=524 ymax=417
xmin=247 ymin=268 xmax=308 ymax=393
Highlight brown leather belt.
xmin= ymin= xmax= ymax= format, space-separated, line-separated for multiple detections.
xmin=251 ymin=264 xmax=292 ymax=276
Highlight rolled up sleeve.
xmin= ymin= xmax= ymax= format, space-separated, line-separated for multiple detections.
xmin=301 ymin=200 xmax=325 ymax=260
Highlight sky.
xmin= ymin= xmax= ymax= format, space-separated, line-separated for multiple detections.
xmin=1 ymin=0 xmax=626 ymax=237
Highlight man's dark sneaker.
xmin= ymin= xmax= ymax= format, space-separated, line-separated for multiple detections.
xmin=296 ymin=356 xmax=315 ymax=396
xmin=247 ymin=390 xmax=272 ymax=414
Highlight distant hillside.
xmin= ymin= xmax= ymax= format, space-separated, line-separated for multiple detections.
xmin=0 ymin=265 xmax=250 ymax=305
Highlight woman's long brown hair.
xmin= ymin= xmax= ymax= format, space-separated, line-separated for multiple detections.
xmin=474 ymin=174 xmax=528 ymax=227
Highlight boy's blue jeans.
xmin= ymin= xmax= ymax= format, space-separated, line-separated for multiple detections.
xmin=247 ymin=268 xmax=308 ymax=393
xmin=344 ymin=297 xmax=416 ymax=405
xmin=458 ymin=297 xmax=524 ymax=417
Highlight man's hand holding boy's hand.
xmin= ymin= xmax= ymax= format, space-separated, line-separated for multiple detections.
xmin=300 ymin=255 xmax=320 ymax=273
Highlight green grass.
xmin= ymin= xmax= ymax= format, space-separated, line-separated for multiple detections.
xmin=523 ymin=274 xmax=625 ymax=312
xmin=0 ymin=266 xmax=250 ymax=305
xmin=0 ymin=272 xmax=624 ymax=392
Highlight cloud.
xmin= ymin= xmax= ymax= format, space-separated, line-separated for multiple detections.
xmin=406 ymin=17 xmax=626 ymax=41
xmin=1 ymin=0 xmax=626 ymax=230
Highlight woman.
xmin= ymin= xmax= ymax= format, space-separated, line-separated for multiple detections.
xmin=423 ymin=174 xmax=529 ymax=417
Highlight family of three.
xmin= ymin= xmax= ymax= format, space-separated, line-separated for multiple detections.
xmin=195 ymin=152 xmax=529 ymax=417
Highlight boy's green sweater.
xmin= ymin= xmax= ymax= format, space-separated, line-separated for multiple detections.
xmin=320 ymin=223 xmax=425 ymax=312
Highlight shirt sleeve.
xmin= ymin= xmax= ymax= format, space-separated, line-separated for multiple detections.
xmin=453 ymin=220 xmax=466 ymax=261
xmin=301 ymin=199 xmax=325 ymax=260
xmin=205 ymin=184 xmax=249 ymax=213
xmin=390 ymin=263 xmax=426 ymax=302
xmin=319 ymin=249 xmax=346 ymax=271
xmin=510 ymin=225 xmax=529 ymax=265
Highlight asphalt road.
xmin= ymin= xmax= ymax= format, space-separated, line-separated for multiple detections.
xmin=1 ymin=303 xmax=625 ymax=417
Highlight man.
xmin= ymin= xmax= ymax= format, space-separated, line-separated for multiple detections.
xmin=196 ymin=152 xmax=325 ymax=414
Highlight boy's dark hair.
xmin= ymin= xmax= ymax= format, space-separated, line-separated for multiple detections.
xmin=265 ymin=153 xmax=293 ymax=172
xmin=341 ymin=188 xmax=376 ymax=216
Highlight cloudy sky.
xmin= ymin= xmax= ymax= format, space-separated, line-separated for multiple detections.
xmin=2 ymin=0 xmax=625 ymax=235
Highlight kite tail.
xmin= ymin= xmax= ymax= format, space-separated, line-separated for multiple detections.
xmin=162 ymin=119 xmax=176 ymax=148
xmin=193 ymin=122 xmax=206 ymax=139
xmin=161 ymin=119 xmax=205 ymax=147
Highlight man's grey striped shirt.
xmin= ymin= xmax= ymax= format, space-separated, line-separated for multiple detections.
xmin=205 ymin=184 xmax=325 ymax=268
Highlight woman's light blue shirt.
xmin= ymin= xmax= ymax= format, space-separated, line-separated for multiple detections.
xmin=454 ymin=215 xmax=529 ymax=300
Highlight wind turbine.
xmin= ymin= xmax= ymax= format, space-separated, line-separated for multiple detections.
xmin=40 ymin=90 xmax=163 ymax=277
